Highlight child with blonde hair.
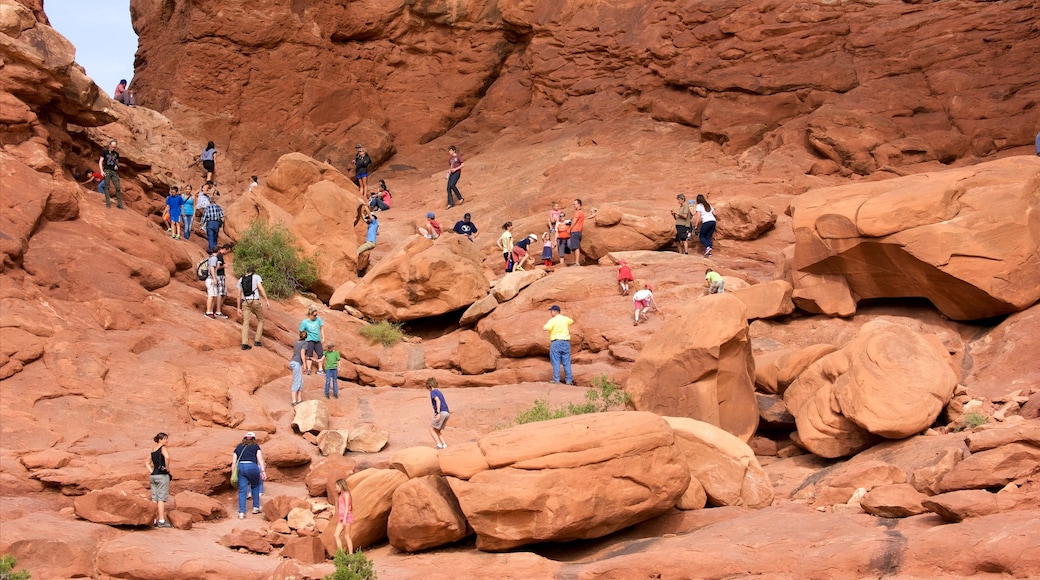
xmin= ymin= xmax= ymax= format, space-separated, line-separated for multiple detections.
xmin=541 ymin=232 xmax=554 ymax=267
xmin=334 ymin=478 xmax=354 ymax=553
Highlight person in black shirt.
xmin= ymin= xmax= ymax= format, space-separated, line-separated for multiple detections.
xmin=452 ymin=213 xmax=479 ymax=241
xmin=99 ymin=139 xmax=123 ymax=209
xmin=145 ymin=432 xmax=172 ymax=527
xmin=353 ymin=144 xmax=372 ymax=199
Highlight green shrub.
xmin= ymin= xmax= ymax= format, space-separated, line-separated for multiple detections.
xmin=233 ymin=220 xmax=318 ymax=299
xmin=961 ymin=411 xmax=988 ymax=430
xmin=323 ymin=549 xmax=377 ymax=580
xmin=359 ymin=320 xmax=405 ymax=347
xmin=0 ymin=555 xmax=31 ymax=580
xmin=515 ymin=375 xmax=630 ymax=425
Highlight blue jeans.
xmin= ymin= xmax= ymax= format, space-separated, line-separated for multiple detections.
xmin=699 ymin=221 xmax=716 ymax=252
xmin=549 ymin=340 xmax=573 ymax=383
xmin=206 ymin=221 xmax=220 ymax=252
xmin=237 ymin=462 xmax=262 ymax=514
xmin=446 ymin=172 xmax=462 ymax=206
xmin=290 ymin=361 xmax=303 ymax=392
xmin=182 ymin=215 xmax=193 ymax=239
xmin=325 ymin=368 xmax=339 ymax=396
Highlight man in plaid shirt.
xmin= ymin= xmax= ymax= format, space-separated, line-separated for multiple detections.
xmin=201 ymin=200 xmax=226 ymax=253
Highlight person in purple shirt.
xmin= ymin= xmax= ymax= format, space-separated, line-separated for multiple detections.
xmin=426 ymin=378 xmax=450 ymax=449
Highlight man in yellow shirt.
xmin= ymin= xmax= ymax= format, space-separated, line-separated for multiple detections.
xmin=543 ymin=305 xmax=574 ymax=384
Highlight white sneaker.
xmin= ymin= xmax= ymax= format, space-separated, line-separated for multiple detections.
xmin=238 ymin=512 xmax=245 ymax=519
xmin=252 ymin=507 xmax=261 ymax=514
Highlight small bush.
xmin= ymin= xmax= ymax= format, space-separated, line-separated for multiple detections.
xmin=515 ymin=375 xmax=630 ymax=425
xmin=359 ymin=320 xmax=405 ymax=347
xmin=961 ymin=411 xmax=988 ymax=430
xmin=233 ymin=220 xmax=319 ymax=299
xmin=323 ymin=549 xmax=377 ymax=580
xmin=0 ymin=555 xmax=31 ymax=580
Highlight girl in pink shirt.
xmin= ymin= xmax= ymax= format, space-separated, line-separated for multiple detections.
xmin=334 ymin=478 xmax=354 ymax=553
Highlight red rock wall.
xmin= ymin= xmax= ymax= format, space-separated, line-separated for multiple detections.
xmin=128 ymin=0 xmax=1040 ymax=174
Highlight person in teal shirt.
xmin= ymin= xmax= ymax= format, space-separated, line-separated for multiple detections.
xmin=299 ymin=306 xmax=325 ymax=375
xmin=323 ymin=342 xmax=341 ymax=399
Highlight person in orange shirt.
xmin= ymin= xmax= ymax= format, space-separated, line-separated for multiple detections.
xmin=555 ymin=217 xmax=571 ymax=266
xmin=569 ymin=199 xmax=586 ymax=266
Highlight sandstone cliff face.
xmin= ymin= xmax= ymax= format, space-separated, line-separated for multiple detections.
xmin=130 ymin=0 xmax=1040 ymax=175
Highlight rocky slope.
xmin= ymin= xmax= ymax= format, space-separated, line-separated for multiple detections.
xmin=0 ymin=0 xmax=1038 ymax=579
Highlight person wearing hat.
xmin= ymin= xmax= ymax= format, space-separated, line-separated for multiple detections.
xmin=543 ymin=305 xmax=574 ymax=385
xmin=353 ymin=144 xmax=372 ymax=199
xmin=632 ymin=284 xmax=659 ymax=325
xmin=357 ymin=212 xmax=378 ymax=256
xmin=452 ymin=213 xmax=479 ymax=241
xmin=231 ymin=432 xmax=266 ymax=519
xmin=418 ymin=211 xmax=442 ymax=239
xmin=511 ymin=233 xmax=538 ymax=272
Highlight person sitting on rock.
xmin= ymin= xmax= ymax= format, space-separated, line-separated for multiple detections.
xmin=113 ymin=79 xmax=134 ymax=106
xmin=368 ymin=180 xmax=391 ymax=212
xmin=418 ymin=212 xmax=441 ymax=239
xmin=452 ymin=213 xmax=479 ymax=241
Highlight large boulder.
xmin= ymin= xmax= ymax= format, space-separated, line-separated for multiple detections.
xmin=343 ymin=235 xmax=488 ymax=322
xmin=225 ymin=153 xmax=363 ymax=301
xmin=446 ymin=412 xmax=690 ymax=551
xmin=72 ymin=481 xmax=155 ymax=526
xmin=785 ymin=321 xmax=957 ymax=458
xmin=575 ymin=203 xmax=675 ymax=261
xmin=387 ymin=475 xmax=471 ymax=552
xmin=713 ymin=196 xmax=778 ymax=241
xmin=626 ymin=294 xmax=759 ymax=442
xmin=664 ymin=417 xmax=773 ymax=509
xmin=291 ymin=400 xmax=330 ymax=434
xmin=787 ymin=156 xmax=1040 ymax=320
xmin=730 ymin=280 xmax=795 ymax=320
xmin=319 ymin=468 xmax=408 ymax=554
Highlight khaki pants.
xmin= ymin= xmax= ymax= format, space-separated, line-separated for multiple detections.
xmin=241 ymin=300 xmax=264 ymax=344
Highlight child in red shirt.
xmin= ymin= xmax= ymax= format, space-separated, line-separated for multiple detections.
xmin=617 ymin=259 xmax=634 ymax=295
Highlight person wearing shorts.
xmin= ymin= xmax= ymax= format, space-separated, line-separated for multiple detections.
xmin=671 ymin=194 xmax=692 ymax=254
xmin=146 ymin=432 xmax=172 ymax=528
xmin=299 ymin=307 xmax=325 ymax=375
xmin=353 ymin=144 xmax=372 ymax=199
xmin=569 ymin=199 xmax=586 ymax=266
xmin=632 ymin=285 xmax=659 ymax=326
xmin=427 ymin=378 xmax=450 ymax=449
xmin=205 ymin=245 xmax=230 ymax=319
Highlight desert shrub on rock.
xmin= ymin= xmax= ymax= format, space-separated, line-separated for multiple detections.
xmin=515 ymin=375 xmax=630 ymax=425
xmin=233 ymin=220 xmax=318 ymax=299
xmin=324 ymin=549 xmax=377 ymax=580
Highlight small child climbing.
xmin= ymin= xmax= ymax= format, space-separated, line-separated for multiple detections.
xmin=632 ymin=285 xmax=659 ymax=325
xmin=705 ymin=268 xmax=725 ymax=294
xmin=427 ymin=378 xmax=450 ymax=449
xmin=617 ymin=259 xmax=634 ymax=295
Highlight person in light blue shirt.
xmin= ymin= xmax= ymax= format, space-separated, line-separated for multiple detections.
xmin=357 ymin=213 xmax=379 ymax=255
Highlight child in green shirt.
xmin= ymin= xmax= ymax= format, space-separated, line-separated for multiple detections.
xmin=323 ymin=342 xmax=341 ymax=399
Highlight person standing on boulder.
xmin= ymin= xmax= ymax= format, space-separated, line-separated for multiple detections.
xmin=299 ymin=306 xmax=326 ymax=375
xmin=569 ymin=199 xmax=586 ymax=266
xmin=333 ymin=478 xmax=354 ymax=554
xmin=99 ymin=139 xmax=124 ymax=209
xmin=427 ymin=378 xmax=450 ymax=449
xmin=692 ymin=194 xmax=717 ymax=258
xmin=289 ymin=330 xmax=307 ymax=406
xmin=206 ymin=244 xmax=231 ymax=319
xmin=200 ymin=191 xmax=226 ymax=254
xmin=496 ymin=222 xmax=514 ymax=272
xmin=543 ymin=305 xmax=574 ymax=385
xmin=237 ymin=266 xmax=270 ymax=350
xmin=556 ymin=217 xmax=571 ymax=265
xmin=446 ymin=145 xmax=465 ymax=208
xmin=353 ymin=144 xmax=372 ymax=199
xmin=181 ymin=185 xmax=195 ymax=240
xmin=231 ymin=432 xmax=266 ymax=519
xmin=671 ymin=194 xmax=692 ymax=255
xmin=145 ymin=432 xmax=172 ymax=528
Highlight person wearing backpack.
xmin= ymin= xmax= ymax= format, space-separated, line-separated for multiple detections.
xmin=205 ymin=245 xmax=231 ymax=319
xmin=237 ymin=266 xmax=270 ymax=350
